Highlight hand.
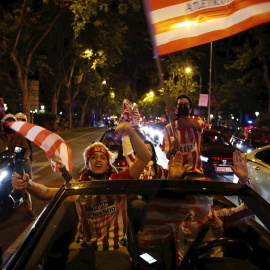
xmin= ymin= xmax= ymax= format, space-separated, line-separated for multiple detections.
xmin=172 ymin=140 xmax=179 ymax=149
xmin=50 ymin=154 xmax=65 ymax=168
xmin=115 ymin=121 xmax=134 ymax=137
xmin=12 ymin=172 xmax=29 ymax=191
xmin=168 ymin=151 xmax=188 ymax=179
xmin=229 ymin=150 xmax=249 ymax=183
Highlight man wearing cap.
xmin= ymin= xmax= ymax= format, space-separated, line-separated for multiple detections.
xmin=12 ymin=121 xmax=151 ymax=270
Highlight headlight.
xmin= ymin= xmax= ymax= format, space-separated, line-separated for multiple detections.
xmin=236 ymin=143 xmax=242 ymax=148
xmin=200 ymin=156 xmax=209 ymax=162
xmin=0 ymin=170 xmax=8 ymax=182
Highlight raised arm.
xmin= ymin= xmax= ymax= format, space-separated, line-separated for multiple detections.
xmin=12 ymin=172 xmax=58 ymax=200
xmin=115 ymin=122 xmax=151 ymax=179
xmin=178 ymin=117 xmax=201 ymax=131
xmin=229 ymin=150 xmax=252 ymax=187
xmin=51 ymin=154 xmax=73 ymax=183
xmin=167 ymin=151 xmax=188 ymax=179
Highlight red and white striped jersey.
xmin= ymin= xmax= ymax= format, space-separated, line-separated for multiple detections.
xmin=74 ymin=168 xmax=132 ymax=251
xmin=162 ymin=117 xmax=204 ymax=173
xmin=139 ymin=195 xmax=253 ymax=265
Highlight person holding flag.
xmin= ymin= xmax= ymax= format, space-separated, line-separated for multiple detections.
xmin=12 ymin=121 xmax=152 ymax=270
xmin=162 ymin=94 xmax=204 ymax=180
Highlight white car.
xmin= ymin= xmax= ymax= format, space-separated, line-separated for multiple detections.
xmin=236 ymin=145 xmax=270 ymax=203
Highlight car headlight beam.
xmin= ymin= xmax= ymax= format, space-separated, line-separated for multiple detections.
xmin=200 ymin=156 xmax=209 ymax=162
xmin=0 ymin=170 xmax=8 ymax=182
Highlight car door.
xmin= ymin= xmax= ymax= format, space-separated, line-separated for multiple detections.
xmin=247 ymin=148 xmax=270 ymax=203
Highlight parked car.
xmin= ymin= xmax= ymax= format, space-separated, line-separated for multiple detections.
xmin=233 ymin=145 xmax=270 ymax=204
xmin=230 ymin=127 xmax=270 ymax=153
xmin=210 ymin=125 xmax=234 ymax=141
xmin=2 ymin=179 xmax=270 ymax=270
xmin=99 ymin=128 xmax=128 ymax=171
xmin=201 ymin=130 xmax=238 ymax=177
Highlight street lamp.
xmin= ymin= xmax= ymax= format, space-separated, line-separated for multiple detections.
xmin=255 ymin=112 xmax=259 ymax=117
xmin=185 ymin=67 xmax=191 ymax=73
xmin=110 ymin=91 xmax=115 ymax=99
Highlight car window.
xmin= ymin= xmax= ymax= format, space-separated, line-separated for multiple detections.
xmin=101 ymin=131 xmax=122 ymax=146
xmin=255 ymin=149 xmax=270 ymax=165
xmin=251 ymin=130 xmax=270 ymax=144
xmin=203 ymin=133 xmax=229 ymax=145
xmin=8 ymin=180 xmax=270 ymax=270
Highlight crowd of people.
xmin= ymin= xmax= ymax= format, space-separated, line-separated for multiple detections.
xmin=1 ymin=95 xmax=255 ymax=269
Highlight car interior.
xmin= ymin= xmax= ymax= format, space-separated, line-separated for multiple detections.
xmin=18 ymin=182 xmax=270 ymax=270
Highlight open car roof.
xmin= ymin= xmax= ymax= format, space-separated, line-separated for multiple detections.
xmin=3 ymin=180 xmax=270 ymax=270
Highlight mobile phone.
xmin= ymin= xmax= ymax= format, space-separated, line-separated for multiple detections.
xmin=139 ymin=253 xmax=157 ymax=264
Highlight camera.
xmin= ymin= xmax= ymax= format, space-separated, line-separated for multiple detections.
xmin=13 ymin=145 xmax=26 ymax=160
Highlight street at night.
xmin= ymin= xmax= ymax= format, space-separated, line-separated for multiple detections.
xmin=1 ymin=1 xmax=270 ymax=269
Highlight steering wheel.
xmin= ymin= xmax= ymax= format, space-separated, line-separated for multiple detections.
xmin=178 ymin=236 xmax=256 ymax=269
xmin=177 ymin=219 xmax=256 ymax=270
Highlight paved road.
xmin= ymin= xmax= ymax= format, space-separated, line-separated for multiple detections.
xmin=0 ymin=127 xmax=106 ymax=261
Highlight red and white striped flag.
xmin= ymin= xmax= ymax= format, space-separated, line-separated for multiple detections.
xmin=144 ymin=0 xmax=270 ymax=55
xmin=6 ymin=121 xmax=73 ymax=173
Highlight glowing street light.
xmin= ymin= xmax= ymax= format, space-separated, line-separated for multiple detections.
xmin=185 ymin=67 xmax=191 ymax=73
xmin=110 ymin=91 xmax=115 ymax=99
xmin=255 ymin=112 xmax=259 ymax=117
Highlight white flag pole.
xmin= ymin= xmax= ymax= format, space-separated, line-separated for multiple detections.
xmin=142 ymin=0 xmax=177 ymax=139
xmin=207 ymin=42 xmax=213 ymax=125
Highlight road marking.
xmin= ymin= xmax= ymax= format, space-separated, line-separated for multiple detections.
xmin=3 ymin=220 xmax=36 ymax=262
xmin=32 ymin=161 xmax=50 ymax=174
xmin=33 ymin=131 xmax=95 ymax=155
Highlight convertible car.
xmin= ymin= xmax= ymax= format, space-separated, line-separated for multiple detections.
xmin=1 ymin=180 xmax=270 ymax=270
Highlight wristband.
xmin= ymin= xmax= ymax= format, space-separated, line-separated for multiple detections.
xmin=240 ymin=178 xmax=251 ymax=186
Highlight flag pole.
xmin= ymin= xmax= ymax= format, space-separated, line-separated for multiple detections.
xmin=142 ymin=0 xmax=177 ymax=138
xmin=207 ymin=42 xmax=213 ymax=125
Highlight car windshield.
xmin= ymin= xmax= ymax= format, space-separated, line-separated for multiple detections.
xmin=203 ymin=133 xmax=230 ymax=146
xmin=250 ymin=130 xmax=270 ymax=144
xmin=10 ymin=180 xmax=270 ymax=270
xmin=100 ymin=131 xmax=122 ymax=146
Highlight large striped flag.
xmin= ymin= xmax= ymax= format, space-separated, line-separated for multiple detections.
xmin=6 ymin=121 xmax=73 ymax=173
xmin=144 ymin=0 xmax=270 ymax=56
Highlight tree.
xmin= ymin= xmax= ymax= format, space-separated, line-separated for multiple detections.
xmin=0 ymin=0 xmax=65 ymax=120
xmin=215 ymin=24 xmax=270 ymax=126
